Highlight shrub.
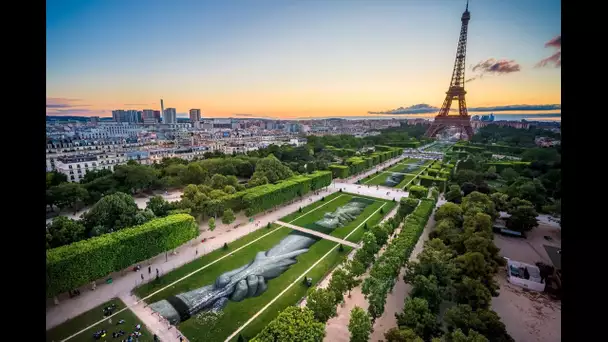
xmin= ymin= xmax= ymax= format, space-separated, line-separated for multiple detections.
xmin=409 ymin=185 xmax=428 ymax=199
xmin=46 ymin=214 xmax=197 ymax=298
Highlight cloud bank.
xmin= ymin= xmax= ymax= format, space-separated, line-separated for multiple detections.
xmin=536 ymin=35 xmax=561 ymax=68
xmin=466 ymin=58 xmax=521 ymax=82
xmin=368 ymin=104 xmax=439 ymax=115
xmin=369 ymin=104 xmax=560 ymax=115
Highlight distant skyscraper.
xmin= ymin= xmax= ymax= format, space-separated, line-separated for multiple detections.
xmin=161 ymin=99 xmax=165 ymax=120
xmin=136 ymin=111 xmax=143 ymax=123
xmin=112 ymin=110 xmax=126 ymax=122
xmin=154 ymin=110 xmax=161 ymax=122
xmin=189 ymin=109 xmax=201 ymax=123
xmin=125 ymin=110 xmax=138 ymax=123
xmin=164 ymin=108 xmax=177 ymax=124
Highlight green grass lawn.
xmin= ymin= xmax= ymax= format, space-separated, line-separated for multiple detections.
xmin=386 ymin=162 xmax=426 ymax=174
xmin=46 ymin=299 xmax=152 ymax=342
xmin=361 ymin=172 xmax=406 ymax=187
xmin=134 ymin=192 xmax=395 ymax=342
xmin=396 ymin=174 xmax=416 ymax=188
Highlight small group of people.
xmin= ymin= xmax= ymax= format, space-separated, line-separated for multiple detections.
xmin=68 ymin=289 xmax=81 ymax=298
xmin=103 ymin=303 xmax=117 ymax=317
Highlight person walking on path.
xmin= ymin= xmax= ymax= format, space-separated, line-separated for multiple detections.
xmin=140 ymin=273 xmax=144 ymax=281
xmin=148 ymin=266 xmax=151 ymax=274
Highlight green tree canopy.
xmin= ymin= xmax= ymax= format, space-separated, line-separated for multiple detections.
xmin=83 ymin=192 xmax=139 ymax=235
xmin=348 ymin=306 xmax=373 ymax=342
xmin=251 ymin=306 xmax=325 ymax=342
xmin=306 ymin=287 xmax=338 ymax=323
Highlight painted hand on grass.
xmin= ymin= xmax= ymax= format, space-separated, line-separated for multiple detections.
xmin=215 ymin=249 xmax=309 ymax=302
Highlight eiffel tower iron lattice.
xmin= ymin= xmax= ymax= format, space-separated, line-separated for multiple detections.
xmin=425 ymin=1 xmax=475 ymax=140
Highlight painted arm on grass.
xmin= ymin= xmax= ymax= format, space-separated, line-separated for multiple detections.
xmin=149 ymin=233 xmax=319 ymax=324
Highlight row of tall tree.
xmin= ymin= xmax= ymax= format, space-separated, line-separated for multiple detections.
xmin=385 ymin=191 xmax=514 ymax=342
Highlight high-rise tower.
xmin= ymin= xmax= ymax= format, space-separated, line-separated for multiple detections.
xmin=160 ymin=99 xmax=165 ymax=122
xmin=424 ymin=1 xmax=475 ymax=140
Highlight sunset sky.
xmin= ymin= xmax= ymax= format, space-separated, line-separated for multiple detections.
xmin=46 ymin=0 xmax=561 ymax=119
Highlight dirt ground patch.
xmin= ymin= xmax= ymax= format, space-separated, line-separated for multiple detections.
xmin=494 ymin=223 xmax=561 ymax=266
xmin=493 ymin=223 xmax=561 ymax=342
xmin=492 ymin=275 xmax=561 ymax=342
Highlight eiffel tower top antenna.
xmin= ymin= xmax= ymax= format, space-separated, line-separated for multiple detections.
xmin=466 ymin=0 xmax=469 ymax=12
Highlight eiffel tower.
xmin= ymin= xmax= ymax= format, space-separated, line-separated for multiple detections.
xmin=424 ymin=1 xmax=475 ymax=140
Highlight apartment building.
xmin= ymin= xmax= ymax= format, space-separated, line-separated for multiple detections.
xmin=54 ymin=152 xmax=128 ymax=182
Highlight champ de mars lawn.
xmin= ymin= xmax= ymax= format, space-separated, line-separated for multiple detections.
xmin=134 ymin=191 xmax=396 ymax=341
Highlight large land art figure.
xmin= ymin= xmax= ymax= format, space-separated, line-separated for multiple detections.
xmin=150 ymin=201 xmax=368 ymax=325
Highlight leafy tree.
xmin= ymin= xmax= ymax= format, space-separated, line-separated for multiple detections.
xmin=134 ymin=208 xmax=156 ymax=225
xmin=79 ymin=169 xmax=113 ymax=184
xmin=183 ymin=163 xmax=208 ymax=185
xmin=505 ymin=178 xmax=547 ymax=210
xmin=448 ymin=329 xmax=489 ymax=342
xmin=453 ymin=277 xmax=493 ymax=310
xmin=306 ymin=287 xmax=338 ymax=323
xmin=521 ymin=148 xmax=560 ymax=163
xmin=48 ymin=182 xmax=89 ymax=210
xmin=446 ymin=185 xmax=463 ymax=204
xmin=82 ymin=192 xmax=138 ymax=235
xmin=454 ymin=170 xmax=482 ymax=185
xmin=209 ymin=217 xmax=216 ymax=231
xmin=251 ymin=306 xmax=325 ymax=342
xmin=329 ymin=267 xmax=360 ymax=299
xmin=210 ymin=174 xmax=228 ymax=189
xmin=247 ymin=175 xmax=269 ymax=188
xmin=461 ymin=192 xmax=497 ymax=220
xmin=507 ymin=200 xmax=538 ymax=232
xmin=46 ymin=216 xmax=86 ymax=249
xmin=223 ymin=185 xmax=237 ymax=194
xmin=462 ymin=213 xmax=493 ymax=240
xmin=499 ymin=168 xmax=519 ymax=183
xmin=357 ymin=232 xmax=379 ymax=266
xmin=222 ymin=208 xmax=236 ymax=224
xmin=461 ymin=182 xmax=477 ymax=197
xmin=83 ymin=175 xmax=119 ymax=203
xmin=396 ymin=297 xmax=442 ymax=341
xmin=405 ymin=238 xmax=456 ymax=288
xmin=385 ymin=328 xmax=424 ymax=342
xmin=146 ymin=195 xmax=171 ymax=217
xmin=453 ymin=252 xmax=499 ymax=295
xmin=409 ymin=274 xmax=445 ymax=313
xmin=463 ymin=234 xmax=504 ymax=272
xmin=113 ymin=164 xmax=159 ymax=193
xmin=347 ymin=258 xmax=367 ymax=277
xmin=489 ymin=193 xmax=509 ymax=212
xmin=46 ymin=171 xmax=68 ymax=189
xmin=444 ymin=305 xmax=513 ymax=342
xmin=252 ymin=154 xmax=294 ymax=184
xmin=348 ymin=307 xmax=372 ymax=342
xmin=370 ymin=224 xmax=390 ymax=247
xmin=435 ymin=202 xmax=463 ymax=225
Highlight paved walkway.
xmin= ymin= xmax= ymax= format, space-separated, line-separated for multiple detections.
xmin=119 ymin=293 xmax=185 ymax=342
xmin=274 ymin=221 xmax=361 ymax=249
xmin=323 ymin=199 xmax=442 ymax=342
xmin=46 ymin=187 xmax=336 ymax=331
xmin=46 ymin=154 xmax=407 ymax=333
xmin=369 ymin=201 xmax=440 ymax=341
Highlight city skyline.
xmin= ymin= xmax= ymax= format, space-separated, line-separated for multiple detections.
xmin=47 ymin=0 xmax=561 ymax=119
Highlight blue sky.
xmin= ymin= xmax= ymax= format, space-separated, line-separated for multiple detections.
xmin=47 ymin=0 xmax=561 ymax=118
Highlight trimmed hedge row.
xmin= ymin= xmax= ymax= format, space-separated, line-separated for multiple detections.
xmin=484 ymin=161 xmax=531 ymax=173
xmin=418 ymin=175 xmax=448 ymax=189
xmin=46 ymin=214 xmax=198 ymax=298
xmin=242 ymin=171 xmax=332 ymax=216
xmin=362 ymin=198 xmax=436 ymax=318
xmin=329 ymin=165 xmax=349 ymax=179
xmin=409 ymin=185 xmax=428 ymax=199
xmin=329 ymin=147 xmax=402 ymax=179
